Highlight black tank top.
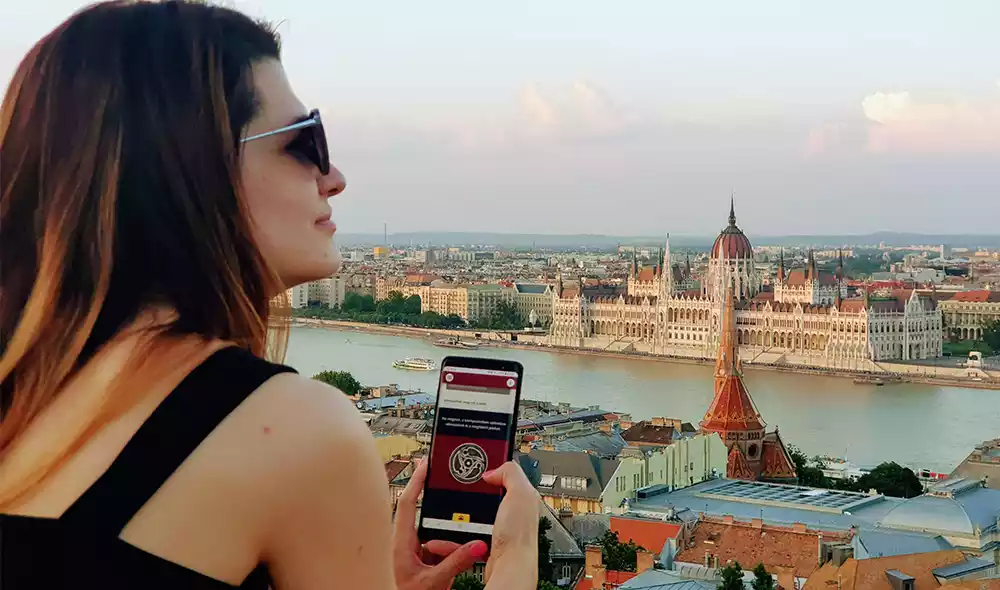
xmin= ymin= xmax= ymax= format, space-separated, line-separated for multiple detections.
xmin=0 ymin=346 xmax=296 ymax=589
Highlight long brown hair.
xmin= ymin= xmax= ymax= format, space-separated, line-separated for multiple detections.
xmin=0 ymin=0 xmax=288 ymax=506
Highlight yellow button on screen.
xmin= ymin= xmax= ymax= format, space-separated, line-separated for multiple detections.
xmin=452 ymin=513 xmax=470 ymax=523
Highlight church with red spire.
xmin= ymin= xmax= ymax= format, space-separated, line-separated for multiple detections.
xmin=699 ymin=281 xmax=798 ymax=483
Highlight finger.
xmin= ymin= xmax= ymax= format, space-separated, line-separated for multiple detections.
xmin=481 ymin=461 xmax=536 ymax=496
xmin=423 ymin=541 xmax=488 ymax=588
xmin=393 ymin=459 xmax=427 ymax=551
xmin=423 ymin=540 xmax=462 ymax=557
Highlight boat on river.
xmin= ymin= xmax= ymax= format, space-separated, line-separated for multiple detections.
xmin=392 ymin=357 xmax=436 ymax=371
xmin=433 ymin=336 xmax=481 ymax=350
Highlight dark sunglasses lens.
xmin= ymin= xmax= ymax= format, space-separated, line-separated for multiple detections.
xmin=311 ymin=121 xmax=330 ymax=176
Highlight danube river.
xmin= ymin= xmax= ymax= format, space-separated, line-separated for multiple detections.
xmin=286 ymin=325 xmax=1000 ymax=473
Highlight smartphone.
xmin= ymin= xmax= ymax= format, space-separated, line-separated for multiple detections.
xmin=417 ymin=355 xmax=524 ymax=548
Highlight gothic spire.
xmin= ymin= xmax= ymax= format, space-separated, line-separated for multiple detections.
xmin=728 ymin=192 xmax=737 ymax=227
xmin=777 ymin=248 xmax=786 ymax=282
xmin=662 ymin=233 xmax=673 ymax=296
xmin=836 ymin=249 xmax=844 ymax=280
xmin=716 ymin=279 xmax=740 ymax=379
xmin=807 ymin=249 xmax=817 ymax=281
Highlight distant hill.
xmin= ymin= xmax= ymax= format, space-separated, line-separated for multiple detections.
xmin=337 ymin=231 xmax=1000 ymax=250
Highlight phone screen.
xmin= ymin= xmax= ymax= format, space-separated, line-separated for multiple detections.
xmin=418 ymin=356 xmax=523 ymax=545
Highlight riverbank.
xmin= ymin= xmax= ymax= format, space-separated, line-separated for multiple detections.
xmin=292 ymin=318 xmax=1000 ymax=390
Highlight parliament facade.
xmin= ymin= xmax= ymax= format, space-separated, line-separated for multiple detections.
xmin=548 ymin=201 xmax=943 ymax=370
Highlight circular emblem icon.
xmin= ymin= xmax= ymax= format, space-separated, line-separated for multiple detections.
xmin=444 ymin=373 xmax=454 ymax=383
xmin=448 ymin=443 xmax=489 ymax=484
xmin=506 ymin=378 xmax=516 ymax=388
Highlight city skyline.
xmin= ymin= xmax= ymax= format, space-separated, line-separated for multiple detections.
xmin=4 ymin=1 xmax=999 ymax=234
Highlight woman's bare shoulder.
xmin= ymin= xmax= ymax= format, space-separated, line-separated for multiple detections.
xmin=237 ymin=372 xmax=381 ymax=475
xmin=228 ymin=372 xmax=395 ymax=587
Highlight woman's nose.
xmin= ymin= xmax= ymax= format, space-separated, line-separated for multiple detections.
xmin=320 ymin=164 xmax=346 ymax=197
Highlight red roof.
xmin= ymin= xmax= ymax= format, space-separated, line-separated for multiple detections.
xmin=636 ymin=267 xmax=657 ymax=281
xmin=610 ymin=516 xmax=682 ymax=555
xmin=702 ymin=283 xmax=766 ymax=434
xmin=712 ymin=229 xmax=753 ymax=260
xmin=949 ymin=290 xmax=1000 ymax=303
xmin=727 ymin=445 xmax=756 ymax=480
xmin=677 ymin=517 xmax=852 ymax=578
xmin=711 ymin=200 xmax=753 ymax=260
xmin=702 ymin=376 xmax=766 ymax=432
xmin=760 ymin=431 xmax=797 ymax=481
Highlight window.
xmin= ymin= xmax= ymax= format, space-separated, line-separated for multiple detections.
xmin=562 ymin=564 xmax=573 ymax=580
xmin=540 ymin=474 xmax=556 ymax=487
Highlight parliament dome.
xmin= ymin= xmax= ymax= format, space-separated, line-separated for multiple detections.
xmin=711 ymin=199 xmax=753 ymax=260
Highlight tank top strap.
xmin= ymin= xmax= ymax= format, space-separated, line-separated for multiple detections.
xmin=60 ymin=346 xmax=297 ymax=536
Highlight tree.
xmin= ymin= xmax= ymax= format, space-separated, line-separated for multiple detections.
xmin=451 ymin=573 xmax=484 ymax=590
xmin=852 ymin=462 xmax=923 ymax=498
xmin=537 ymin=581 xmax=560 ymax=590
xmin=404 ymin=294 xmax=422 ymax=315
xmin=599 ymin=530 xmax=644 ymax=572
xmin=477 ymin=299 xmax=524 ymax=331
xmin=717 ymin=562 xmax=744 ymax=590
xmin=538 ymin=517 xmax=553 ymax=583
xmin=751 ymin=563 xmax=774 ymax=590
xmin=311 ymin=370 xmax=362 ymax=396
xmin=982 ymin=319 xmax=1000 ymax=352
xmin=788 ymin=445 xmax=830 ymax=489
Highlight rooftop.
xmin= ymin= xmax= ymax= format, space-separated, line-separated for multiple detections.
xmin=696 ymin=479 xmax=884 ymax=514
xmin=631 ymin=478 xmax=901 ymax=534
xmin=803 ymin=550 xmax=969 ymax=590
xmin=675 ymin=515 xmax=851 ymax=578
xmin=610 ymin=515 xmax=683 ymax=555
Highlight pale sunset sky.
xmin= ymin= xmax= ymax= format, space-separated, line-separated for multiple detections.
xmin=2 ymin=1 xmax=999 ymax=236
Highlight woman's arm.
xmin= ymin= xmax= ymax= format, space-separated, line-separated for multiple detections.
xmin=256 ymin=375 xmax=396 ymax=590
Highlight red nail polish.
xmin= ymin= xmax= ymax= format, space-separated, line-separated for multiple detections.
xmin=471 ymin=541 xmax=488 ymax=558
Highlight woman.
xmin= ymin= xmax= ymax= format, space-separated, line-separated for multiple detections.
xmin=0 ymin=1 xmax=538 ymax=589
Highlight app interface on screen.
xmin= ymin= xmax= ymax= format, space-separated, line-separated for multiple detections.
xmin=422 ymin=365 xmax=518 ymax=536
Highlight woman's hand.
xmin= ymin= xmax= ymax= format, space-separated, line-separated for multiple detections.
xmin=393 ymin=460 xmax=488 ymax=590
xmin=481 ymin=462 xmax=539 ymax=590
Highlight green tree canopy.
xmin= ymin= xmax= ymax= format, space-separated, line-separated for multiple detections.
xmin=311 ymin=370 xmax=362 ymax=396
xmin=599 ymin=530 xmax=644 ymax=573
xmin=982 ymin=319 xmax=1000 ymax=352
xmin=788 ymin=445 xmax=831 ymax=488
xmin=403 ymin=294 xmax=422 ymax=315
xmin=476 ymin=299 xmax=524 ymax=331
xmin=853 ymin=462 xmax=923 ymax=498
xmin=538 ymin=516 xmax=553 ymax=583
xmin=751 ymin=563 xmax=774 ymax=590
xmin=717 ymin=562 xmax=744 ymax=590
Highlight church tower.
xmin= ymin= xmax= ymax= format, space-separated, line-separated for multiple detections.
xmin=700 ymin=281 xmax=798 ymax=482
xmin=700 ymin=281 xmax=766 ymax=479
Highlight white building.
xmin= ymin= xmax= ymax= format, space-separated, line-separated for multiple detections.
xmin=548 ymin=199 xmax=943 ymax=368
xmin=287 ymin=276 xmax=346 ymax=309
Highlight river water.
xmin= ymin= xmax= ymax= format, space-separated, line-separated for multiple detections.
xmin=286 ymin=325 xmax=1000 ymax=473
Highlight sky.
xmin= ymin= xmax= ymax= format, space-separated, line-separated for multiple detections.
xmin=3 ymin=1 xmax=999 ymax=236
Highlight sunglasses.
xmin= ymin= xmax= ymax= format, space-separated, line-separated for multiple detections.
xmin=241 ymin=109 xmax=330 ymax=175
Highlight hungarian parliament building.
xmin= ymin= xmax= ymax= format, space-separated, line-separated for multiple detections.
xmin=548 ymin=202 xmax=943 ymax=369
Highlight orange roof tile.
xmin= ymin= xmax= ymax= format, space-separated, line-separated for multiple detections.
xmin=727 ymin=445 xmax=756 ymax=480
xmin=610 ymin=516 xmax=682 ymax=555
xmin=760 ymin=431 xmax=797 ymax=481
xmin=803 ymin=550 xmax=967 ymax=590
xmin=678 ymin=518 xmax=852 ymax=578
xmin=949 ymin=290 xmax=1000 ymax=303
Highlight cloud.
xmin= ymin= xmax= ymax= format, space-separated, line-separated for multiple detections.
xmin=860 ymin=89 xmax=1000 ymax=154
